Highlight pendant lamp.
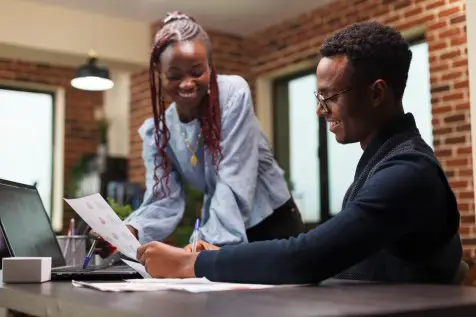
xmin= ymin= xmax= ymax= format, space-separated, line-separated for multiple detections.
xmin=71 ymin=50 xmax=114 ymax=91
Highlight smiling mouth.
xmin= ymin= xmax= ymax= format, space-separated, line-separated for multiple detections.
xmin=329 ymin=120 xmax=341 ymax=128
xmin=178 ymin=91 xmax=198 ymax=99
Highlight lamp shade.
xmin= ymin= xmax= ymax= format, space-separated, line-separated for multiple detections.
xmin=71 ymin=57 xmax=114 ymax=91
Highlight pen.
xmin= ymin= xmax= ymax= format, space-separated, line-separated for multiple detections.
xmin=191 ymin=218 xmax=200 ymax=253
xmin=82 ymin=239 xmax=98 ymax=269
xmin=70 ymin=218 xmax=76 ymax=236
xmin=70 ymin=218 xmax=76 ymax=265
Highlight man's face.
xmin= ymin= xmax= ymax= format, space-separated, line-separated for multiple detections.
xmin=315 ymin=56 xmax=375 ymax=145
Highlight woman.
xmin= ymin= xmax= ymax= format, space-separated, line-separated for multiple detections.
xmin=123 ymin=11 xmax=304 ymax=247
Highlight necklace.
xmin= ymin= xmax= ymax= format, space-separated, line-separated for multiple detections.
xmin=181 ymin=128 xmax=202 ymax=167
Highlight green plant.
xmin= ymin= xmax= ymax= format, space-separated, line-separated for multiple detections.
xmin=167 ymin=180 xmax=203 ymax=247
xmin=107 ymin=198 xmax=134 ymax=220
xmin=172 ymin=226 xmax=194 ymax=247
xmin=68 ymin=155 xmax=95 ymax=197
xmin=97 ymin=119 xmax=109 ymax=144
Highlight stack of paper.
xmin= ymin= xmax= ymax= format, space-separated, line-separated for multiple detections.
xmin=72 ymin=277 xmax=280 ymax=293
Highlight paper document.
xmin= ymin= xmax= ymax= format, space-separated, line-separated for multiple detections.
xmin=64 ymin=193 xmax=140 ymax=260
xmin=121 ymin=259 xmax=151 ymax=279
xmin=72 ymin=278 xmax=281 ymax=293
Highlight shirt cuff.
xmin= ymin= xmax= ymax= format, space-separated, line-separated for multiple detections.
xmin=194 ymin=250 xmax=220 ymax=281
xmin=124 ymin=218 xmax=144 ymax=243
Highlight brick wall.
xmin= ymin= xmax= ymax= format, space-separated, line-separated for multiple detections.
xmin=0 ymin=59 xmax=103 ymax=231
xmin=129 ymin=0 xmax=475 ymax=257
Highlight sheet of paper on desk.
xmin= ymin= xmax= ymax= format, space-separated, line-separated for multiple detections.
xmin=121 ymin=259 xmax=151 ymax=278
xmin=64 ymin=193 xmax=140 ymax=260
xmin=72 ymin=278 xmax=280 ymax=293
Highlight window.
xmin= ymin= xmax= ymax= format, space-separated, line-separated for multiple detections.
xmin=403 ymin=41 xmax=433 ymax=147
xmin=272 ymin=40 xmax=432 ymax=223
xmin=0 ymin=87 xmax=55 ymax=216
xmin=274 ymin=72 xmax=326 ymax=224
xmin=287 ymin=74 xmax=321 ymax=223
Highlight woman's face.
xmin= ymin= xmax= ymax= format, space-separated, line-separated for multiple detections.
xmin=160 ymin=40 xmax=210 ymax=121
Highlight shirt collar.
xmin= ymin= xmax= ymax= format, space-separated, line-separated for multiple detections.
xmin=354 ymin=112 xmax=419 ymax=179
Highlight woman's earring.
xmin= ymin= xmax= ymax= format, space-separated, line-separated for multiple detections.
xmin=208 ymin=85 xmax=212 ymax=106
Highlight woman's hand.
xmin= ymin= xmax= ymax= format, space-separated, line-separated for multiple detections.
xmin=183 ymin=240 xmax=220 ymax=252
xmin=137 ymin=241 xmax=198 ymax=278
xmin=89 ymin=225 xmax=138 ymax=258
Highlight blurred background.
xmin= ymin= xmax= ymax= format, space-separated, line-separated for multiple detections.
xmin=0 ymin=0 xmax=475 ymax=257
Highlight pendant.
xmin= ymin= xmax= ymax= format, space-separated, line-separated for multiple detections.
xmin=190 ymin=154 xmax=198 ymax=167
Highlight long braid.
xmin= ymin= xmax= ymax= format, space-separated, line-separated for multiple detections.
xmin=149 ymin=12 xmax=222 ymax=198
xmin=149 ymin=34 xmax=173 ymax=199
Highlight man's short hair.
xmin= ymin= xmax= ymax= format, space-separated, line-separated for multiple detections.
xmin=320 ymin=22 xmax=412 ymax=100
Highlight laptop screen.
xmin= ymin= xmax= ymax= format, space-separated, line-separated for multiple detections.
xmin=0 ymin=179 xmax=66 ymax=268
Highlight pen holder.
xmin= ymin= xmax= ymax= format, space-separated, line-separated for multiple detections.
xmin=56 ymin=235 xmax=87 ymax=266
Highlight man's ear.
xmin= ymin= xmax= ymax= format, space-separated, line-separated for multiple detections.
xmin=370 ymin=79 xmax=388 ymax=108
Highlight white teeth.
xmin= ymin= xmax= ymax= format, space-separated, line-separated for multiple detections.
xmin=179 ymin=92 xmax=196 ymax=98
xmin=329 ymin=121 xmax=341 ymax=127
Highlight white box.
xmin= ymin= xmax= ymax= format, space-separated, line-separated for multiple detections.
xmin=2 ymin=257 xmax=52 ymax=283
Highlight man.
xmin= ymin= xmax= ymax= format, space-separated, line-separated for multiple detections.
xmin=136 ymin=22 xmax=463 ymax=284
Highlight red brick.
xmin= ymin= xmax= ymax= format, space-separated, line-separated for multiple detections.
xmin=442 ymin=92 xmax=464 ymax=101
xmin=450 ymin=179 xmax=469 ymax=188
xmin=440 ymin=49 xmax=462 ymax=60
xmin=445 ymin=136 xmax=467 ymax=145
xmin=458 ymin=203 xmax=471 ymax=211
xmin=460 ymin=225 xmax=472 ymax=236
xmin=442 ymin=71 xmax=462 ymax=81
xmin=426 ymin=0 xmax=446 ymax=10
xmin=455 ymin=102 xmax=470 ymax=110
xmin=435 ymin=148 xmax=453 ymax=157
xmin=454 ymin=80 xmax=469 ymax=89
xmin=456 ymin=124 xmax=471 ymax=132
xmin=404 ymin=7 xmax=423 ymax=18
xmin=459 ymin=190 xmax=475 ymax=199
xmin=434 ymin=127 xmax=452 ymax=135
xmin=394 ymin=0 xmax=412 ymax=10
xmin=457 ymin=146 xmax=472 ymax=155
xmin=453 ymin=58 xmax=468 ymax=68
xmin=451 ymin=14 xmax=466 ymax=25
xmin=427 ymin=20 xmax=447 ymax=32
xmin=439 ymin=6 xmax=460 ymax=18
xmin=428 ymin=41 xmax=447 ymax=52
xmin=439 ymin=27 xmax=461 ymax=38
xmin=384 ymin=15 xmax=401 ymax=24
xmin=451 ymin=36 xmax=467 ymax=46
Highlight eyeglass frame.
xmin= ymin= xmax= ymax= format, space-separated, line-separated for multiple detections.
xmin=314 ymin=87 xmax=352 ymax=113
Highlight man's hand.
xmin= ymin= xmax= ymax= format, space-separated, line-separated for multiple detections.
xmin=183 ymin=240 xmax=220 ymax=252
xmin=137 ymin=241 xmax=198 ymax=278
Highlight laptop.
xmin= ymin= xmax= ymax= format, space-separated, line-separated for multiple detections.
xmin=0 ymin=178 xmax=141 ymax=280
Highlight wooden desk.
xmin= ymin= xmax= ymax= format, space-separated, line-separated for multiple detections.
xmin=1 ymin=279 xmax=476 ymax=317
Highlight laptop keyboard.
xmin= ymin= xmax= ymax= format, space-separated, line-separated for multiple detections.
xmin=53 ymin=265 xmax=96 ymax=273
xmin=52 ymin=264 xmax=135 ymax=273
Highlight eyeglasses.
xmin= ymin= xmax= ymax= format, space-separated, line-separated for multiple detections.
xmin=314 ymin=88 xmax=352 ymax=113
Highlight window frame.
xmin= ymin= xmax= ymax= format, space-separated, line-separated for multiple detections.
xmin=0 ymin=85 xmax=56 ymax=217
